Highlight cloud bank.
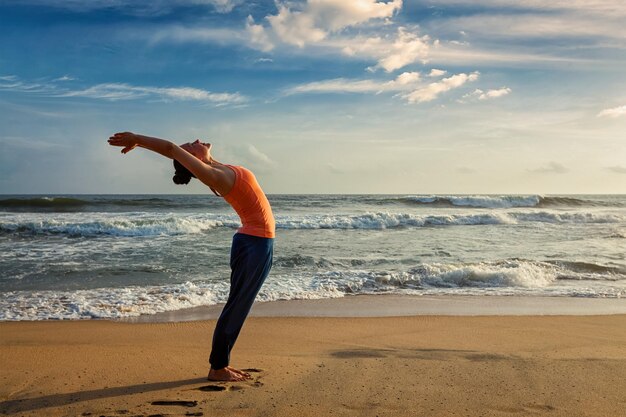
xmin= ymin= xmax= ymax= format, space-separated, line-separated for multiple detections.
xmin=157 ymin=0 xmax=433 ymax=73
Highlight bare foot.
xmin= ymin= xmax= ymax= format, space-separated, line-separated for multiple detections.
xmin=226 ymin=366 xmax=252 ymax=379
xmin=207 ymin=367 xmax=246 ymax=382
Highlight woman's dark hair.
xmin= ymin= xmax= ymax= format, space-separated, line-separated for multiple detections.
xmin=173 ymin=160 xmax=196 ymax=185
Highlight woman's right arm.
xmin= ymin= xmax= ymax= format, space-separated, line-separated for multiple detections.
xmin=108 ymin=132 xmax=175 ymax=158
xmin=108 ymin=132 xmax=226 ymax=190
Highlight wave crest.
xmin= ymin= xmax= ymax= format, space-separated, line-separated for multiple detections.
xmin=0 ymin=216 xmax=238 ymax=237
xmin=2 ymin=258 xmax=623 ymax=320
xmin=401 ymin=195 xmax=615 ymax=208
xmin=2 ymin=209 xmax=624 ymax=237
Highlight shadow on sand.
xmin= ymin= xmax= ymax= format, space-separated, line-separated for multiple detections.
xmin=331 ymin=347 xmax=511 ymax=361
xmin=0 ymin=377 xmax=207 ymax=414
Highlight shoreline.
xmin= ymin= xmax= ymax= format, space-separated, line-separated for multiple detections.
xmin=122 ymin=294 xmax=626 ymax=323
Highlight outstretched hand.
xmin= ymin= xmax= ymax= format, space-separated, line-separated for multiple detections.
xmin=108 ymin=132 xmax=140 ymax=154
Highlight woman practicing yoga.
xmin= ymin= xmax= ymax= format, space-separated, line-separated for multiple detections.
xmin=108 ymin=132 xmax=275 ymax=382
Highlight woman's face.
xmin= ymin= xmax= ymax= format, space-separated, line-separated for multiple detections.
xmin=181 ymin=140 xmax=212 ymax=162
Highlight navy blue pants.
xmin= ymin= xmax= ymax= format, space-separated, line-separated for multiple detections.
xmin=209 ymin=233 xmax=273 ymax=370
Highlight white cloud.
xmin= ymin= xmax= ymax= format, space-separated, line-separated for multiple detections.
xmin=288 ymin=70 xmax=482 ymax=104
xmin=374 ymin=27 xmax=431 ymax=72
xmin=246 ymin=16 xmax=275 ymax=52
xmin=205 ymin=0 xmax=240 ymax=13
xmin=338 ymin=27 xmax=431 ymax=72
xmin=253 ymin=1 xmax=429 ymax=72
xmin=0 ymin=75 xmax=246 ymax=105
xmin=461 ymin=87 xmax=511 ymax=101
xmin=150 ymin=2 xmax=433 ymax=73
xmin=247 ymin=144 xmax=274 ymax=165
xmin=309 ymin=0 xmax=402 ymax=31
xmin=597 ymin=105 xmax=626 ymax=118
xmin=480 ymin=87 xmax=511 ymax=99
xmin=53 ymin=75 xmax=76 ymax=82
xmin=267 ymin=0 xmax=402 ymax=46
xmin=61 ymin=83 xmax=246 ymax=104
xmin=428 ymin=69 xmax=447 ymax=77
xmin=267 ymin=4 xmax=327 ymax=47
xmin=287 ymin=71 xmax=420 ymax=95
xmin=403 ymin=71 xmax=479 ymax=103
xmin=0 ymin=75 xmax=54 ymax=94
xmin=236 ymin=144 xmax=275 ymax=173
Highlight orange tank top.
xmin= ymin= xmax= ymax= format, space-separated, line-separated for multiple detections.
xmin=222 ymin=165 xmax=275 ymax=239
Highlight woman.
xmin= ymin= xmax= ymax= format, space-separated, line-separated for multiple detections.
xmin=108 ymin=132 xmax=275 ymax=382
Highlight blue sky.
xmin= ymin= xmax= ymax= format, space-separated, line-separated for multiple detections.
xmin=1 ymin=0 xmax=625 ymax=194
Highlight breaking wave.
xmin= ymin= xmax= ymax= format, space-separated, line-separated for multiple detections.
xmin=0 ymin=216 xmax=239 ymax=237
xmin=1 ymin=259 xmax=623 ymax=320
xmin=2 ymin=209 xmax=624 ymax=237
xmin=400 ymin=195 xmax=617 ymax=208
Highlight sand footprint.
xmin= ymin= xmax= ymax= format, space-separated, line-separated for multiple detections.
xmin=196 ymin=385 xmax=226 ymax=392
xmin=241 ymin=368 xmax=263 ymax=373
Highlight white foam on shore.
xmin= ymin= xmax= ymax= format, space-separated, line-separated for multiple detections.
xmin=2 ymin=259 xmax=624 ymax=321
xmin=127 ymin=295 xmax=626 ymax=322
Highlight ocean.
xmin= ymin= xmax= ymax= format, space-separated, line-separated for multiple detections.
xmin=0 ymin=194 xmax=624 ymax=320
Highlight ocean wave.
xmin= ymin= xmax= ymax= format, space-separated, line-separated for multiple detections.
xmin=400 ymin=195 xmax=617 ymax=208
xmin=547 ymin=260 xmax=626 ymax=276
xmin=0 ymin=216 xmax=239 ymax=237
xmin=325 ymin=260 xmax=625 ymax=290
xmin=2 ymin=195 xmax=622 ymax=214
xmin=509 ymin=211 xmax=624 ymax=224
xmin=2 ymin=209 xmax=624 ymax=237
xmin=278 ymin=212 xmax=517 ymax=229
xmin=282 ymin=210 xmax=622 ymax=229
xmin=0 ymin=197 xmax=89 ymax=209
xmin=1 ymin=259 xmax=623 ymax=320
xmin=537 ymin=196 xmax=605 ymax=207
xmin=402 ymin=195 xmax=541 ymax=208
xmin=0 ymin=196 xmax=205 ymax=212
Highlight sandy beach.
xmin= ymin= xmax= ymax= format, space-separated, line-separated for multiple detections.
xmin=1 ymin=297 xmax=626 ymax=417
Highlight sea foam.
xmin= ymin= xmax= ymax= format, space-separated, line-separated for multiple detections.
xmin=2 ymin=209 xmax=623 ymax=237
xmin=2 ymin=259 xmax=623 ymax=320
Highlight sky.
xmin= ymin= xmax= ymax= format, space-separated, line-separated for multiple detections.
xmin=0 ymin=0 xmax=625 ymax=195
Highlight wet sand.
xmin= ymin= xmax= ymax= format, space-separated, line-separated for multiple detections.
xmin=1 ymin=301 xmax=626 ymax=416
xmin=125 ymin=294 xmax=626 ymax=322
